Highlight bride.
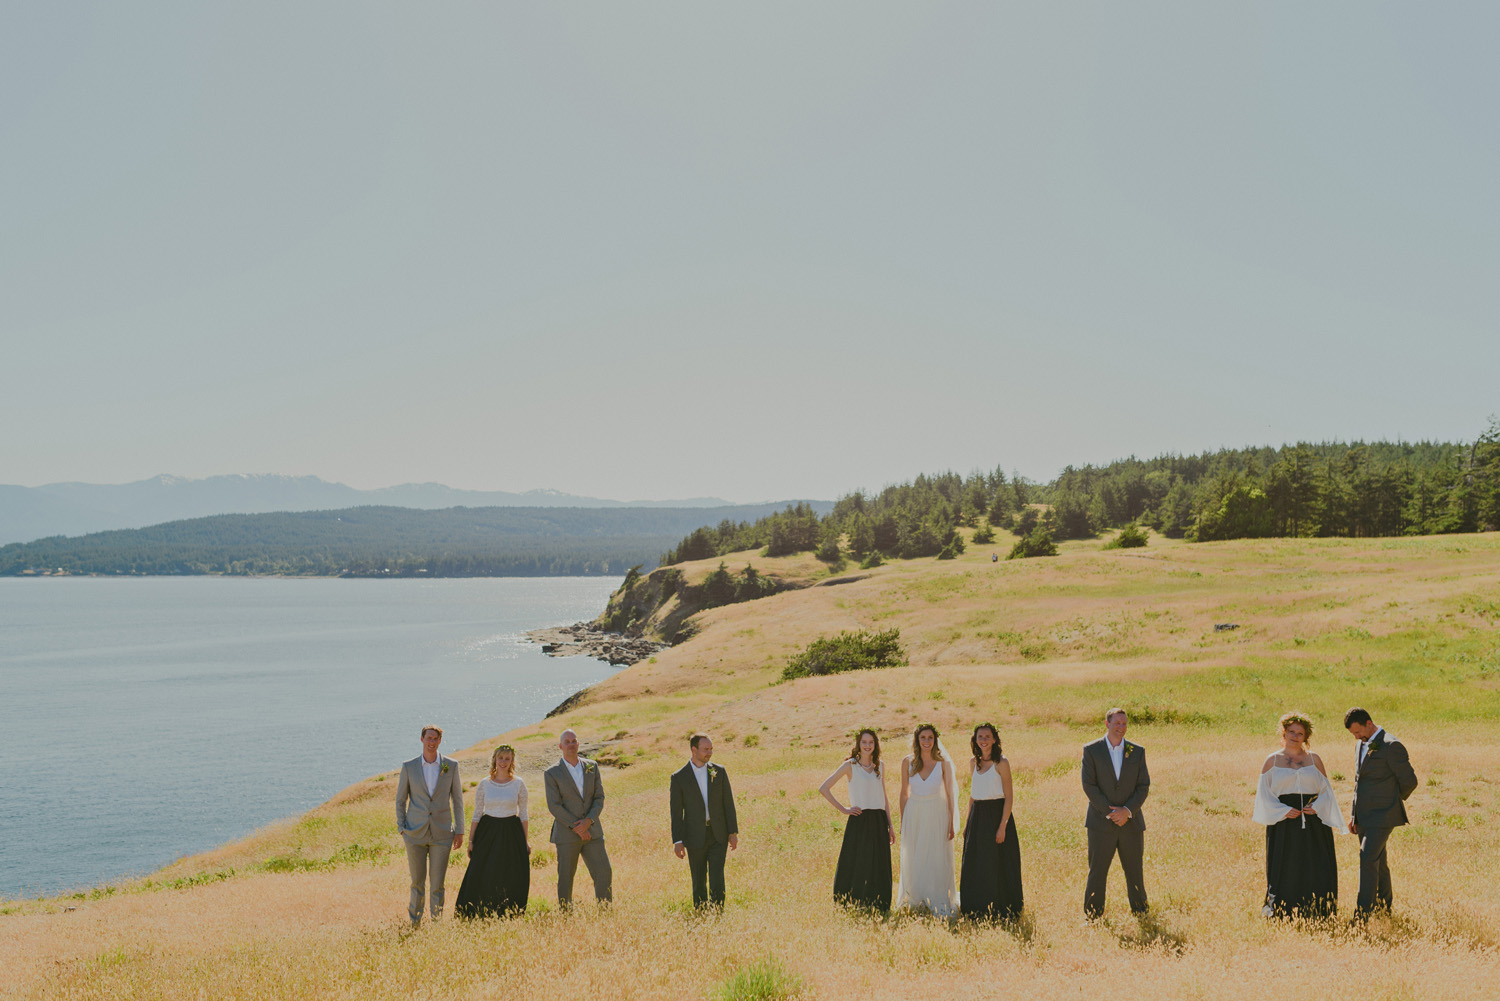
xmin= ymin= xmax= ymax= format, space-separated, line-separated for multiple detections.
xmin=895 ymin=723 xmax=960 ymax=916
xmin=1252 ymin=711 xmax=1346 ymax=917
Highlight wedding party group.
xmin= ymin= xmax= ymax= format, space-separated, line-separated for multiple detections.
xmin=392 ymin=704 xmax=1417 ymax=925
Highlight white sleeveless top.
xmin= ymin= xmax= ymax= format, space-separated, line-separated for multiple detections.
xmin=970 ymin=761 xmax=1004 ymax=800
xmin=848 ymin=761 xmax=886 ymax=811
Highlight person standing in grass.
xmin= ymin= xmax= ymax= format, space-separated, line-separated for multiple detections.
xmin=395 ymin=725 xmax=465 ymax=926
xmin=959 ymin=722 xmax=1024 ymax=920
xmin=670 ymin=733 xmax=739 ymax=908
xmin=454 ymin=744 xmax=531 ymax=918
xmin=543 ymin=729 xmax=613 ymax=908
xmin=1080 ymin=707 xmax=1150 ymax=919
xmin=1344 ymin=707 xmax=1419 ymax=918
xmin=819 ymin=728 xmax=894 ymax=911
xmin=1252 ymin=712 xmax=1346 ymax=918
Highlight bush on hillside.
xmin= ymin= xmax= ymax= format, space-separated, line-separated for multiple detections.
xmin=1104 ymin=524 xmax=1149 ymax=549
xmin=1007 ymin=528 xmax=1059 ymax=560
xmin=1013 ymin=507 xmax=1040 ymax=537
xmin=972 ymin=522 xmax=996 ymax=545
xmin=780 ymin=628 xmax=906 ymax=681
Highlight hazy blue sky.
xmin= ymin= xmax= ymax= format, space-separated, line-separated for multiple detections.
xmin=5 ymin=2 xmax=1497 ymax=501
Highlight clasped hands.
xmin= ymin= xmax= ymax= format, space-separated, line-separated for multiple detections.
xmin=571 ymin=817 xmax=594 ymax=841
xmin=1106 ymin=806 xmax=1132 ymax=827
xmin=1284 ymin=804 xmax=1318 ymax=821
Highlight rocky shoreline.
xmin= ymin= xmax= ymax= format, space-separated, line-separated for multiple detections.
xmin=526 ymin=622 xmax=668 ymax=668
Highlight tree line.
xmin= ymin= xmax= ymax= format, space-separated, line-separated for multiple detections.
xmin=660 ymin=425 xmax=1500 ymax=566
xmin=0 ymin=504 xmax=816 ymax=577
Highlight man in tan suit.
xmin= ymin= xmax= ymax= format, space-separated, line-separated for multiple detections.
xmin=543 ymin=729 xmax=613 ymax=906
xmin=395 ymin=724 xmax=465 ymax=926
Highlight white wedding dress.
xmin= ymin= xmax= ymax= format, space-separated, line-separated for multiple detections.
xmin=895 ymin=756 xmax=960 ymax=916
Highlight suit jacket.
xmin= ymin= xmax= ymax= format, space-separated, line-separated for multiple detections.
xmin=1081 ymin=737 xmax=1150 ymax=831
xmin=544 ymin=757 xmax=606 ymax=844
xmin=669 ymin=761 xmax=738 ymax=850
xmin=395 ymin=755 xmax=465 ymax=845
xmin=1352 ymin=730 xmax=1418 ymax=829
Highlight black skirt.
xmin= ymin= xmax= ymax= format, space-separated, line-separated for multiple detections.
xmin=455 ymin=815 xmax=530 ymax=918
xmin=1265 ymin=793 xmax=1337 ymax=918
xmin=833 ymin=808 xmax=892 ymax=911
xmin=959 ymin=798 xmax=1023 ymax=920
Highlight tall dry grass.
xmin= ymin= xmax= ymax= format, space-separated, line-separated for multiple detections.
xmin=4 ymin=533 xmax=1498 ymax=999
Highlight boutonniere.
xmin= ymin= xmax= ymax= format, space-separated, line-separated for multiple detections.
xmin=708 ymin=765 xmax=718 ymax=781
xmin=583 ymin=761 xmax=596 ymax=773
xmin=1123 ymin=744 xmax=1135 ymax=758
xmin=440 ymin=762 xmax=450 ymax=774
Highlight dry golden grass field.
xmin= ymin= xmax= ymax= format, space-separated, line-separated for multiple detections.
xmin=5 ymin=532 xmax=1499 ymax=1000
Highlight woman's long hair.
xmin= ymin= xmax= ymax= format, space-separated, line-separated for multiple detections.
xmin=849 ymin=728 xmax=882 ymax=770
xmin=490 ymin=744 xmax=516 ymax=780
xmin=910 ymin=723 xmax=942 ymax=775
xmin=970 ymin=722 xmax=1002 ymax=762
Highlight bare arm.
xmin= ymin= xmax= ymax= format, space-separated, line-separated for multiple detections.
xmin=898 ymin=756 xmax=912 ymax=816
xmin=819 ymin=760 xmax=855 ymax=815
xmin=880 ymin=762 xmax=895 ymax=845
xmin=942 ymin=759 xmax=955 ymax=840
xmin=997 ymin=758 xmax=1014 ymax=841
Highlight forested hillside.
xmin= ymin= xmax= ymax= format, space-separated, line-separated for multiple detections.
xmin=662 ymin=426 xmax=1500 ymax=566
xmin=0 ymin=504 xmax=829 ymax=577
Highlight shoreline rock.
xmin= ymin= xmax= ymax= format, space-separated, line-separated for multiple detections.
xmin=526 ymin=622 xmax=667 ymax=668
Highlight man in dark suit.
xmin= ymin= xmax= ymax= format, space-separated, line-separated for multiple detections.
xmin=670 ymin=733 xmax=739 ymax=908
xmin=1344 ymin=707 xmax=1419 ymax=917
xmin=1080 ymin=707 xmax=1151 ymax=918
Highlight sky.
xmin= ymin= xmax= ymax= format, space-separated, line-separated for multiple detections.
xmin=4 ymin=2 xmax=1497 ymax=502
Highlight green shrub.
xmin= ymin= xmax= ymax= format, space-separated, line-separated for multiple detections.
xmin=972 ymin=522 xmax=996 ymax=544
xmin=1104 ymin=524 xmax=1149 ymax=549
xmin=781 ymin=628 xmax=906 ymax=681
xmin=1013 ymin=507 xmax=1040 ymax=537
xmin=1007 ymin=528 xmax=1058 ymax=560
xmin=711 ymin=957 xmax=804 ymax=1001
xmin=859 ymin=551 xmax=883 ymax=569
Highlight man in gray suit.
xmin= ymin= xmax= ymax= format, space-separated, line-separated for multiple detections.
xmin=395 ymin=724 xmax=465 ymax=926
xmin=1081 ymin=707 xmax=1151 ymax=919
xmin=1345 ymin=707 xmax=1419 ymax=917
xmin=543 ymin=728 xmax=613 ymax=907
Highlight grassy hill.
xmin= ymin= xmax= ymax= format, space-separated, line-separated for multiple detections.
xmin=5 ymin=531 xmax=1499 ymax=1000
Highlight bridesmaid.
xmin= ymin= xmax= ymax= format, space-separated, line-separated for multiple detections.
xmin=455 ymin=744 xmax=531 ymax=918
xmin=959 ymin=722 xmax=1024 ymax=920
xmin=819 ymin=728 xmax=895 ymax=911
xmin=1252 ymin=711 xmax=1346 ymax=918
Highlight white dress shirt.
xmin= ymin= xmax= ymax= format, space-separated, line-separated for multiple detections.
xmin=1105 ymin=735 xmax=1125 ymax=780
xmin=691 ymin=760 xmax=711 ymax=809
xmin=1358 ymin=727 xmax=1386 ymax=771
xmin=564 ymin=756 xmax=586 ymax=797
xmin=421 ymin=754 xmax=441 ymax=796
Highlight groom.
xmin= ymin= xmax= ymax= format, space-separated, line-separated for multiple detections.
xmin=1080 ymin=707 xmax=1151 ymax=918
xmin=394 ymin=725 xmax=465 ymax=926
xmin=1345 ymin=707 xmax=1418 ymax=917
xmin=670 ymin=733 xmax=739 ymax=908
xmin=543 ymin=728 xmax=613 ymax=907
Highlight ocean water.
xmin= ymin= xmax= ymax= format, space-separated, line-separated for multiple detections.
xmin=0 ymin=576 xmax=621 ymax=899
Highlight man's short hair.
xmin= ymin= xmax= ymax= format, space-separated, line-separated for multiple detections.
xmin=689 ymin=732 xmax=711 ymax=750
xmin=420 ymin=724 xmax=444 ymax=739
xmin=1105 ymin=707 xmax=1127 ymax=723
xmin=1343 ymin=707 xmax=1372 ymax=729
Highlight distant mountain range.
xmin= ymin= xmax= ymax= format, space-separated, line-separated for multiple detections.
xmin=0 ymin=474 xmax=763 ymax=545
